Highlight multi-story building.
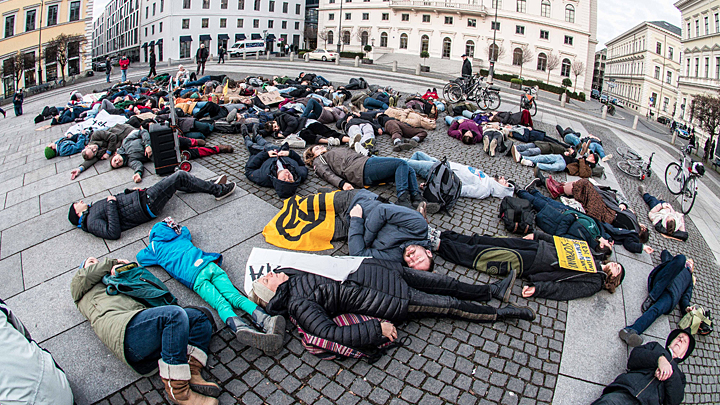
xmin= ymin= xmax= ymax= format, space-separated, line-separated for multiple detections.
xmin=317 ymin=0 xmax=598 ymax=93
xmin=591 ymin=48 xmax=606 ymax=91
xmin=92 ymin=0 xmax=141 ymax=63
xmin=604 ymin=21 xmax=681 ymax=119
xmin=1 ymin=0 xmax=92 ymax=98
xmin=305 ymin=0 xmax=319 ymax=49
xmin=140 ymin=0 xmax=305 ymax=64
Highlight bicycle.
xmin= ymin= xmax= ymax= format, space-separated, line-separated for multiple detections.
xmin=616 ymin=146 xmax=654 ymax=181
xmin=520 ymin=86 xmax=537 ymax=116
xmin=442 ymin=73 xmax=482 ymax=103
xmin=665 ymin=144 xmax=704 ymax=214
xmin=474 ymin=77 xmax=502 ymax=111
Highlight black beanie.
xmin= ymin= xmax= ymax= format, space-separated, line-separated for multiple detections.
xmin=68 ymin=203 xmax=80 ymax=226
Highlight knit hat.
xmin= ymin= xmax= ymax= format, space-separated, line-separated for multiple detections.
xmin=68 ymin=203 xmax=80 ymax=226
xmin=666 ymin=328 xmax=695 ymax=363
xmin=251 ymin=279 xmax=276 ymax=306
xmin=45 ymin=146 xmax=57 ymax=159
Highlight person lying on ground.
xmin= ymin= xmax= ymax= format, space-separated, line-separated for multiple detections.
xmin=619 ymin=251 xmax=695 ymax=348
xmin=639 ymin=186 xmax=688 ymax=240
xmin=51 ymin=106 xmax=91 ymax=125
xmin=68 ymin=171 xmax=236 ymax=239
xmin=138 ymin=219 xmax=286 ymax=355
xmin=303 ymin=145 xmax=424 ymax=208
xmin=0 ymin=299 xmax=74 ymax=404
xmin=377 ymin=113 xmax=427 ymax=152
xmin=247 ymin=258 xmax=534 ymax=355
xmin=481 ymin=123 xmax=510 ymax=156
xmin=447 ymin=118 xmax=483 ymax=145
xmin=513 ymin=145 xmax=584 ymax=173
xmin=556 ymin=125 xmax=611 ymax=160
xmin=402 ymin=230 xmax=625 ymax=301
xmin=488 ymin=109 xmax=533 ymax=126
xmin=593 ymin=328 xmax=693 ymax=405
xmin=109 ymin=128 xmax=153 ymax=183
xmin=44 ymin=131 xmax=89 ymax=159
xmin=265 ymin=113 xmax=348 ymax=146
xmin=70 ymin=123 xmax=136 ymax=179
xmin=244 ymin=127 xmax=308 ymax=199
xmin=71 ymin=257 xmax=221 ymax=404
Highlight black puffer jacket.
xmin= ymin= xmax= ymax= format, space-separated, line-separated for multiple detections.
xmin=244 ymin=144 xmax=308 ymax=198
xmin=81 ymin=189 xmax=152 ymax=239
xmin=266 ymin=260 xmax=410 ymax=348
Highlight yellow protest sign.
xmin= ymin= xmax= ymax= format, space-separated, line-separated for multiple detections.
xmin=553 ymin=236 xmax=597 ymax=273
xmin=263 ymin=191 xmax=338 ymax=251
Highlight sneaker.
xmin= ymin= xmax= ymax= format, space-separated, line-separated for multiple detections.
xmin=396 ymin=192 xmax=413 ymax=209
xmin=393 ymin=141 xmax=414 ymax=152
xmin=489 ymin=138 xmax=498 ymax=157
xmin=214 ymin=174 xmax=227 ymax=185
xmin=638 ymin=185 xmax=645 ymax=196
xmin=282 ymin=134 xmax=306 ymax=149
xmin=520 ymin=158 xmax=534 ymax=167
xmin=327 ymin=137 xmax=341 ymax=146
xmin=215 ymin=182 xmax=236 ymax=201
xmin=524 ymin=178 xmax=540 ymax=192
xmin=483 ymin=135 xmax=490 ymax=153
xmin=511 ymin=145 xmax=521 ymax=163
xmin=618 ymin=328 xmax=643 ymax=347
xmin=406 ymin=139 xmax=419 ymax=148
xmin=354 ymin=142 xmax=370 ymax=156
xmin=410 ymin=191 xmax=425 ymax=208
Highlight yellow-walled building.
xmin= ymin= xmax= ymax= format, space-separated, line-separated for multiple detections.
xmin=0 ymin=0 xmax=93 ymax=98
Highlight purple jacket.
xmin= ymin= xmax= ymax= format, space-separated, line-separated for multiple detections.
xmin=448 ymin=120 xmax=483 ymax=143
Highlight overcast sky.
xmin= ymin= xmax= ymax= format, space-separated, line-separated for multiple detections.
xmin=93 ymin=0 xmax=682 ymax=48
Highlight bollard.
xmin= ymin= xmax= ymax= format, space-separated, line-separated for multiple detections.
xmin=354 ymin=56 xmax=360 ymax=67
xmin=392 ymin=61 xmax=397 ymax=72
xmin=243 ymin=52 xmax=246 ymax=60
xmin=289 ymin=52 xmax=294 ymax=62
xmin=168 ymin=58 xmax=172 ymax=67
xmin=416 ymin=63 xmax=421 ymax=75
xmin=335 ymin=56 xmax=340 ymax=65
xmin=255 ymin=51 xmax=259 ymax=60
xmin=266 ymin=51 xmax=270 ymax=60
xmin=305 ymin=53 xmax=310 ymax=62
xmin=560 ymin=92 xmax=566 ymax=108
xmin=671 ymin=131 xmax=677 ymax=145
xmin=602 ymin=105 xmax=607 ymax=119
xmin=633 ymin=115 xmax=639 ymax=129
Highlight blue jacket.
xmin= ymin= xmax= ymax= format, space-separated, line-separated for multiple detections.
xmin=55 ymin=133 xmax=88 ymax=157
xmin=648 ymin=250 xmax=693 ymax=313
xmin=136 ymin=222 xmax=222 ymax=289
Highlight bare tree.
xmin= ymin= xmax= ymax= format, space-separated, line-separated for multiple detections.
xmin=689 ymin=93 xmax=720 ymax=146
xmin=3 ymin=51 xmax=25 ymax=90
xmin=571 ymin=60 xmax=585 ymax=93
xmin=45 ymin=33 xmax=87 ymax=82
xmin=517 ymin=44 xmax=534 ymax=79
xmin=485 ymin=43 xmax=506 ymax=63
xmin=317 ymin=28 xmax=329 ymax=49
xmin=546 ymin=53 xmax=561 ymax=84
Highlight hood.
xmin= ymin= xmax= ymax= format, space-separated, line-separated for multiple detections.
xmin=148 ymin=221 xmax=188 ymax=243
xmin=377 ymin=114 xmax=395 ymax=127
xmin=270 ymin=167 xmax=302 ymax=199
xmin=264 ymin=269 xmax=303 ymax=316
xmin=490 ymin=180 xmax=515 ymax=199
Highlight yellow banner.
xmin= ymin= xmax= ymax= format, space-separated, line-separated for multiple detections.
xmin=553 ymin=236 xmax=597 ymax=273
xmin=262 ymin=191 xmax=338 ymax=251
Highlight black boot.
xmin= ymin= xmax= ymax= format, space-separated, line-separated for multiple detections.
xmin=534 ymin=167 xmax=547 ymax=187
xmin=240 ymin=124 xmax=249 ymax=137
xmin=396 ymin=192 xmax=413 ymax=209
xmin=411 ymin=191 xmax=425 ymax=208
xmin=490 ymin=270 xmax=517 ymax=303
xmin=496 ymin=304 xmax=536 ymax=321
xmin=226 ymin=316 xmax=284 ymax=355
xmin=641 ymin=296 xmax=654 ymax=313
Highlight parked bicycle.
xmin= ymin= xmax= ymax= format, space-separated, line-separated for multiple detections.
xmin=616 ymin=146 xmax=654 ymax=181
xmin=665 ymin=144 xmax=705 ymax=214
xmin=443 ymin=74 xmax=501 ymax=109
xmin=520 ymin=86 xmax=537 ymax=116
xmin=474 ymin=77 xmax=502 ymax=110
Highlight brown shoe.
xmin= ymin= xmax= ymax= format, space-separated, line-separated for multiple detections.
xmin=217 ymin=145 xmax=234 ymax=153
xmin=195 ymin=139 xmax=206 ymax=147
xmin=416 ymin=201 xmax=428 ymax=222
xmin=187 ymin=347 xmax=221 ymax=398
xmin=159 ymin=361 xmax=218 ymax=405
xmin=545 ymin=176 xmax=565 ymax=199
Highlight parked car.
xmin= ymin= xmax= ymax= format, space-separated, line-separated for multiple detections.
xmin=591 ymin=89 xmax=600 ymax=100
xmin=228 ymin=40 xmax=266 ymax=57
xmin=599 ymin=94 xmax=608 ymax=103
xmin=92 ymin=61 xmax=107 ymax=72
xmin=674 ymin=128 xmax=690 ymax=139
xmin=307 ymin=49 xmax=338 ymax=61
xmin=657 ymin=116 xmax=671 ymax=125
xmin=610 ymin=97 xmax=618 ymax=105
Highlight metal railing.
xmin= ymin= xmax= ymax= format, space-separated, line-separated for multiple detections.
xmin=388 ymin=0 xmax=488 ymax=14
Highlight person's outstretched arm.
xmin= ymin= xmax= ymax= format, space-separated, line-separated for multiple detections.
xmin=290 ymin=299 xmax=387 ymax=347
xmin=528 ymin=276 xmax=602 ymax=301
xmin=70 ymin=258 xmax=116 ymax=303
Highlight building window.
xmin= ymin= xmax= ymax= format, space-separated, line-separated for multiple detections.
xmin=380 ymin=32 xmax=387 ymax=47
xmin=687 ymin=22 xmax=690 ymax=38
xmin=516 ymin=25 xmax=524 ymax=35
xmin=540 ymin=30 xmax=549 ymax=40
xmin=696 ymin=20 xmax=699 ymax=36
xmin=220 ymin=18 xmax=226 ymax=27
xmin=686 ymin=59 xmax=690 ymax=76
xmin=442 ymin=37 xmax=452 ymax=58
xmin=345 ymin=13 xmax=351 ymax=20
xmin=146 ymin=7 xmax=149 ymax=19
xmin=161 ymin=0 xmax=165 ymax=11
xmin=402 ymin=14 xmax=409 ymax=21
xmin=541 ymin=0 xmax=550 ymax=17
xmin=69 ymin=1 xmax=81 ymax=21
xmin=491 ymin=21 xmax=500 ymax=30
xmin=656 ymin=42 xmax=662 ymax=54
xmin=255 ymin=0 xmax=261 ymax=10
xmin=512 ymin=47 xmax=523 ymax=66
xmin=5 ymin=15 xmax=15 ymax=38
xmin=705 ymin=16 xmax=709 ymax=34
xmin=184 ymin=0 xmax=191 ymax=8
xmin=180 ymin=41 xmax=191 ymax=58
xmin=221 ymin=0 xmax=228 ymax=8
xmin=342 ymin=30 xmax=350 ymax=44
xmin=467 ymin=18 xmax=476 ymax=27
xmin=492 ymin=0 xmax=502 ymax=8
xmin=564 ymin=35 xmax=573 ymax=45
xmin=516 ymin=0 xmax=526 ymax=13
xmin=489 ymin=44 xmax=499 ymax=61
xmin=663 ymin=97 xmax=669 ymax=112
xmin=361 ymin=31 xmax=369 ymax=45
xmin=716 ymin=57 xmax=720 ymax=79
xmin=329 ymin=13 xmax=334 ymax=20
xmin=668 ymin=47 xmax=673 ymax=61
xmin=253 ymin=19 xmax=259 ymax=28
xmin=268 ymin=20 xmax=273 ymax=28
xmin=237 ymin=18 xmax=243 ymax=27
xmin=561 ymin=58 xmax=571 ymax=76
xmin=328 ymin=30 xmax=333 ymax=44
xmin=296 ymin=4 xmax=301 ymax=13
xmin=238 ymin=0 xmax=245 ymax=9
xmin=382 ymin=13 xmax=389 ymax=20
xmin=399 ymin=33 xmax=408 ymax=49
xmin=706 ymin=57 xmax=710 ymax=78
xmin=421 ymin=35 xmax=429 ymax=52
xmin=423 ymin=14 xmax=431 ymax=23
xmin=445 ymin=16 xmax=453 ymax=24
xmin=695 ymin=58 xmax=699 ymax=77
xmin=281 ymin=20 xmax=287 ymax=28
xmin=153 ymin=3 xmax=156 ymax=15
xmin=295 ymin=21 xmax=299 ymax=29
xmin=654 ymin=66 xmax=661 ymax=79
xmin=160 ymin=22 xmax=163 ymax=32
xmin=283 ymin=2 xmax=288 ymax=12
xmin=202 ymin=18 xmax=209 ymax=28
xmin=269 ymin=0 xmax=276 ymax=11
xmin=182 ymin=18 xmax=190 ymax=28
xmin=666 ymin=71 xmax=672 ymax=84
xmin=537 ymin=52 xmax=547 ymax=71
xmin=362 ymin=13 xmax=369 ymax=20
xmin=716 ymin=13 xmax=719 ymax=33
xmin=152 ymin=25 xmax=155 ymax=34
xmin=25 ymin=10 xmax=36 ymax=32
xmin=203 ymin=0 xmax=210 ymax=8
xmin=465 ymin=40 xmax=475 ymax=58
xmin=47 ymin=5 xmax=58 ymax=26
xmin=565 ymin=4 xmax=575 ymax=23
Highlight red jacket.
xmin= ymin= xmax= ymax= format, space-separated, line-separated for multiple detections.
xmin=119 ymin=58 xmax=130 ymax=70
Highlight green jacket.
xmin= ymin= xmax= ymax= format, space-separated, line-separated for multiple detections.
xmin=70 ymin=258 xmax=145 ymax=371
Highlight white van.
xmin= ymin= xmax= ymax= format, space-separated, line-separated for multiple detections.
xmin=228 ymin=40 xmax=266 ymax=57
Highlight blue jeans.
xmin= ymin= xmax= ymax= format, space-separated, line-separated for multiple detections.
xmin=405 ymin=151 xmax=439 ymax=179
xmin=517 ymin=189 xmax=569 ymax=212
xmin=363 ymin=157 xmax=418 ymax=195
xmin=444 ymin=116 xmax=463 ymax=125
xmin=648 ymin=252 xmax=687 ymax=302
xmin=363 ymin=98 xmax=388 ymax=110
xmin=642 ymin=193 xmax=664 ymax=210
xmin=245 ymin=134 xmax=276 ymax=155
xmin=516 ymin=143 xmax=541 ymax=156
xmin=124 ymin=306 xmax=213 ymax=373
xmin=302 ymin=98 xmax=324 ymax=119
xmin=524 ymin=155 xmax=567 ymax=172
xmin=629 ymin=292 xmax=674 ymax=334
xmin=278 ymin=87 xmax=296 ymax=95
xmin=106 ymin=72 xmax=111 ymax=83
xmin=184 ymin=76 xmax=211 ymax=87
xmin=146 ymin=171 xmax=224 ymax=215
xmin=565 ymin=134 xmax=607 ymax=158
xmin=121 ymin=69 xmax=127 ymax=82
xmin=308 ymin=93 xmax=332 ymax=106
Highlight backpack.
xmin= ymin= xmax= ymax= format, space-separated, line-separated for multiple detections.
xmin=679 ymin=307 xmax=713 ymax=336
xmin=452 ymin=101 xmax=478 ymax=116
xmin=498 ymin=197 xmax=535 ymax=234
xmin=422 ymin=157 xmax=462 ymax=213
xmin=290 ymin=314 xmax=405 ymax=363
xmin=102 ymin=263 xmax=178 ymax=308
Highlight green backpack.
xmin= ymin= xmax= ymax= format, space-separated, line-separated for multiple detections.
xmin=102 ymin=263 xmax=177 ymax=308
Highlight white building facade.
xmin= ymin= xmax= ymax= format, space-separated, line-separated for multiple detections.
xmin=604 ymin=21 xmax=682 ymax=119
xmin=92 ymin=0 xmax=141 ymax=62
xmin=140 ymin=0 xmax=305 ymax=64
xmin=317 ymin=0 xmax=597 ymax=93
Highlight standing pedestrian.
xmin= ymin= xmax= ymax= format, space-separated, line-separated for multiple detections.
xmin=148 ymin=49 xmax=157 ymax=77
xmin=105 ymin=56 xmax=112 ymax=83
xmin=461 ymin=54 xmax=472 ymax=79
xmin=119 ymin=54 xmax=130 ymax=82
xmin=217 ymin=46 xmax=225 ymax=64
xmin=711 ymin=139 xmax=716 ymax=160
xmin=703 ymin=138 xmax=710 ymax=162
xmin=688 ymin=131 xmax=696 ymax=150
xmin=196 ymin=44 xmax=209 ymax=75
xmin=0 ymin=106 xmax=6 ymax=118
xmin=13 ymin=88 xmax=24 ymax=116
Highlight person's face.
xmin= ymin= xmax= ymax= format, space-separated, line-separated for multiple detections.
xmin=258 ymin=271 xmax=289 ymax=292
xmin=74 ymin=200 xmax=89 ymax=216
xmin=668 ymin=332 xmax=690 ymax=359
xmin=403 ymin=245 xmax=433 ymax=271
xmin=277 ymin=169 xmax=294 ymax=182
xmin=83 ymin=146 xmax=96 ymax=160
xmin=587 ymin=154 xmax=597 ymax=164
xmin=496 ymin=176 xmax=509 ymax=187
xmin=111 ymin=154 xmax=124 ymax=168
xmin=312 ymin=145 xmax=327 ymax=157
xmin=272 ymin=122 xmax=280 ymax=131
xmin=605 ymin=262 xmax=622 ymax=277
xmin=84 ymin=257 xmax=98 ymax=268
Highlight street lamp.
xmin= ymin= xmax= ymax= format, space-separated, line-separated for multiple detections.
xmin=488 ymin=1 xmax=499 ymax=84
xmin=337 ymin=0 xmax=343 ymax=53
xmin=37 ymin=0 xmax=44 ymax=84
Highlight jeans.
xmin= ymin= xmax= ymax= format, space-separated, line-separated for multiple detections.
xmin=363 ymin=97 xmax=388 ymax=110
xmin=14 ymin=104 xmax=23 ymax=116
xmin=308 ymin=93 xmax=332 ymax=106
xmin=405 ymin=151 xmax=439 ymax=179
xmin=106 ymin=72 xmax=111 ymax=83
xmin=121 ymin=69 xmax=127 ymax=82
xmin=245 ymin=133 xmax=276 ymax=155
xmin=629 ymin=292 xmax=674 ymax=334
xmin=184 ymin=76 xmax=211 ymax=88
xmin=591 ymin=390 xmax=641 ymax=405
xmin=124 ymin=306 xmax=213 ymax=373
xmin=642 ymin=193 xmax=664 ymax=210
xmin=564 ymin=133 xmax=607 ymax=158
xmin=516 ymin=189 xmax=569 ymax=212
xmin=302 ymin=98 xmax=324 ymax=119
xmin=363 ymin=157 xmax=418 ymax=195
xmin=525 ymin=155 xmax=567 ymax=172
xmin=146 ymin=171 xmax=223 ymax=215
xmin=516 ymin=143 xmax=541 ymax=156
xmin=278 ymin=87 xmax=296 ymax=95
xmin=648 ymin=252 xmax=687 ymax=302
xmin=193 ymin=263 xmax=257 ymax=322
xmin=444 ymin=116 xmax=463 ymax=125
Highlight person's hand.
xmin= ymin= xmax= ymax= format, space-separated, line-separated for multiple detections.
xmin=342 ymin=183 xmax=354 ymax=191
xmin=350 ymin=204 xmax=363 ymax=218
xmin=523 ymin=234 xmax=535 ymax=240
xmin=145 ymin=146 xmax=152 ymax=157
xmin=619 ymin=203 xmax=627 ymax=211
xmin=133 ymin=173 xmax=142 ymax=183
xmin=265 ymin=108 xmax=270 ymax=112
xmin=107 ymin=195 xmax=117 ymax=202
xmin=100 ymin=153 xmax=109 ymax=160
xmin=686 ymin=305 xmax=696 ymax=313
xmin=522 ymin=286 xmax=536 ymax=297
xmin=380 ymin=321 xmax=397 ymax=342
xmin=656 ymin=356 xmax=673 ymax=381
xmin=268 ymin=150 xmax=278 ymax=157
xmin=277 ymin=150 xmax=290 ymax=157
xmin=70 ymin=168 xmax=81 ymax=180
xmin=378 ymin=129 xmax=383 ymax=135
xmin=643 ymin=245 xmax=655 ymax=254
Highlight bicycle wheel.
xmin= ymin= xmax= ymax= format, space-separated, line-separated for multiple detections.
xmin=486 ymin=92 xmax=501 ymax=110
xmin=665 ymin=162 xmax=684 ymax=195
xmin=444 ymin=83 xmax=463 ymax=103
xmin=680 ymin=176 xmax=697 ymax=214
xmin=617 ymin=160 xmax=643 ymax=178
xmin=528 ymin=99 xmax=537 ymax=116
xmin=475 ymin=90 xmax=489 ymax=110
xmin=616 ymin=147 xmax=641 ymax=161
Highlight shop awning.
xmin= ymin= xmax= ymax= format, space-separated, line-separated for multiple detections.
xmin=266 ymin=33 xmax=276 ymax=41
xmin=141 ymin=42 xmax=148 ymax=48
xmin=218 ymin=34 xmax=229 ymax=40
xmin=155 ymin=38 xmax=163 ymax=45
xmin=235 ymin=33 xmax=246 ymax=41
xmin=149 ymin=40 xmax=155 ymax=47
xmin=199 ymin=34 xmax=212 ymax=41
xmin=251 ymin=33 xmax=262 ymax=40
xmin=180 ymin=35 xmax=193 ymax=42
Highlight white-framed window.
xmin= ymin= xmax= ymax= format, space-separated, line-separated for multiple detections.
xmin=401 ymin=13 xmax=409 ymax=21
xmin=565 ymin=4 xmax=575 ymax=23
xmin=442 ymin=37 xmax=451 ymax=58
xmin=561 ymin=58 xmax=571 ymax=76
xmin=237 ymin=18 xmax=243 ymax=27
xmin=345 ymin=12 xmax=351 ymax=20
xmin=512 ymin=48 xmax=523 ymax=65
xmin=467 ymin=18 xmax=476 ymax=27
xmin=516 ymin=25 xmax=524 ymax=35
xmin=220 ymin=18 xmax=226 ymax=27
xmin=238 ymin=0 xmax=245 ymax=9
xmin=342 ymin=30 xmax=350 ymax=44
xmin=399 ymin=33 xmax=408 ymax=49
xmin=381 ymin=13 xmax=388 ymax=20
xmin=516 ymin=0 xmax=526 ymax=13
xmin=202 ymin=18 xmax=209 ymax=28
xmin=47 ymin=5 xmax=58 ymax=26
xmin=654 ymin=66 xmax=660 ymax=79
xmin=445 ymin=16 xmax=453 ymax=24
xmin=465 ymin=40 xmax=474 ymax=58
xmin=540 ymin=30 xmax=549 ymax=40
xmin=180 ymin=41 xmax=192 ymax=58
xmin=268 ymin=20 xmax=273 ymax=28
xmin=492 ymin=0 xmax=502 ymax=8
xmin=564 ymin=35 xmax=573 ymax=46
xmin=25 ymin=9 xmax=36 ymax=32
xmin=362 ymin=12 xmax=369 ymax=20
xmin=182 ymin=18 xmax=190 ymax=29
xmin=666 ymin=71 xmax=672 ymax=84
xmin=668 ymin=47 xmax=673 ymax=61
xmin=184 ymin=0 xmax=191 ymax=9
xmin=423 ymin=14 xmax=430 ymax=23
xmin=541 ymin=0 xmax=550 ymax=17
xmin=421 ymin=35 xmax=429 ymax=52
xmin=537 ymin=52 xmax=547 ymax=71
xmin=203 ymin=0 xmax=210 ymax=8
xmin=380 ymin=32 xmax=387 ymax=47
xmin=269 ymin=0 xmax=275 ymax=11
xmin=328 ymin=13 xmax=334 ymax=20
xmin=283 ymin=2 xmax=288 ymax=12
xmin=491 ymin=21 xmax=500 ymax=30
xmin=69 ymin=1 xmax=81 ymax=21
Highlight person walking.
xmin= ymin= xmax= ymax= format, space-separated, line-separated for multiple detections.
xmin=105 ymin=56 xmax=112 ymax=83
xmin=119 ymin=54 xmax=130 ymax=82
xmin=148 ymin=49 xmax=157 ymax=77
xmin=12 ymin=88 xmax=24 ymax=116
xmin=217 ymin=46 xmax=225 ymax=64
xmin=461 ymin=54 xmax=472 ymax=79
xmin=196 ymin=44 xmax=209 ymax=75
xmin=703 ymin=138 xmax=711 ymax=162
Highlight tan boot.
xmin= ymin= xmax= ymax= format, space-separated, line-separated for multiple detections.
xmin=187 ymin=346 xmax=221 ymax=398
xmin=159 ymin=360 xmax=218 ymax=405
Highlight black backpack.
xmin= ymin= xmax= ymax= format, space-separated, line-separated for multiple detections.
xmin=423 ymin=157 xmax=462 ymax=213
xmin=498 ymin=197 xmax=535 ymax=234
